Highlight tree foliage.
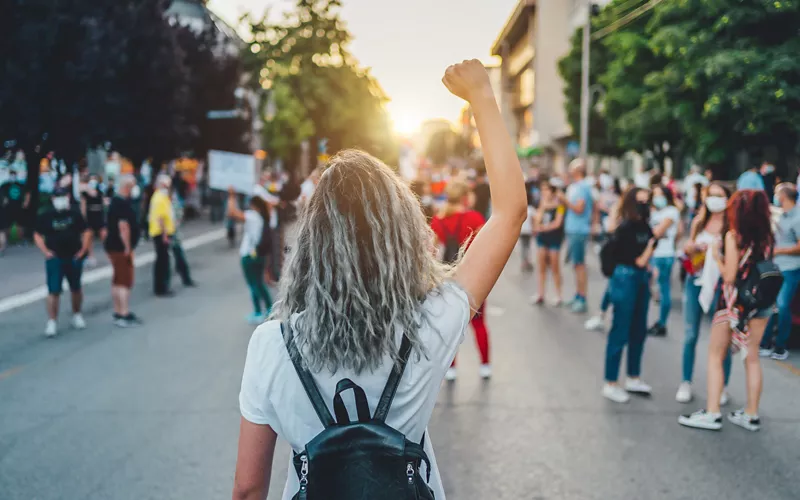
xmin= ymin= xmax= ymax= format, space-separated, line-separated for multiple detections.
xmin=559 ymin=0 xmax=800 ymax=174
xmin=244 ymin=0 xmax=397 ymax=167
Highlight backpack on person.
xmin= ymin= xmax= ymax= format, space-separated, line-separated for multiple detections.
xmin=282 ymin=323 xmax=434 ymax=500
xmin=736 ymin=250 xmax=783 ymax=313
xmin=599 ymin=233 xmax=618 ymax=278
xmin=441 ymin=214 xmax=464 ymax=264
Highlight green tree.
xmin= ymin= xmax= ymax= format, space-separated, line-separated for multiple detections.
xmin=647 ymin=0 xmax=800 ymax=170
xmin=244 ymin=0 xmax=397 ymax=167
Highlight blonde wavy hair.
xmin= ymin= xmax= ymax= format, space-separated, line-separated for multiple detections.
xmin=273 ymin=149 xmax=451 ymax=374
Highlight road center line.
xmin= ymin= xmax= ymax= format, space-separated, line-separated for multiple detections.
xmin=0 ymin=228 xmax=225 ymax=316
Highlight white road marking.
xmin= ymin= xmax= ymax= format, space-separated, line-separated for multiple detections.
xmin=0 ymin=228 xmax=225 ymax=315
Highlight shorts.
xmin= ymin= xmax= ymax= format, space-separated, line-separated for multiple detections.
xmin=108 ymin=252 xmax=134 ymax=288
xmin=45 ymin=257 xmax=84 ymax=295
xmin=565 ymin=233 xmax=588 ymax=266
xmin=0 ymin=207 xmax=22 ymax=230
xmin=537 ymin=236 xmax=563 ymax=251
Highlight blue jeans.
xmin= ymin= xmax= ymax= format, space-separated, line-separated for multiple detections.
xmin=600 ymin=285 xmax=611 ymax=313
xmin=682 ymin=276 xmax=731 ymax=384
xmin=605 ymin=265 xmax=650 ymax=382
xmin=761 ymin=268 xmax=800 ymax=350
xmin=652 ymin=256 xmax=674 ymax=327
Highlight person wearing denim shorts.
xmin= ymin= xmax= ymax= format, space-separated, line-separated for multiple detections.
xmin=560 ymin=159 xmax=593 ymax=313
xmin=676 ymin=182 xmax=732 ymax=404
xmin=33 ymin=187 xmax=91 ymax=337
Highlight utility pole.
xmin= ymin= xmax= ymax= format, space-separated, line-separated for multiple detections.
xmin=579 ymin=0 xmax=592 ymax=159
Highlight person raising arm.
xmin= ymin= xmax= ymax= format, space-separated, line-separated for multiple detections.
xmin=442 ymin=59 xmax=527 ymax=310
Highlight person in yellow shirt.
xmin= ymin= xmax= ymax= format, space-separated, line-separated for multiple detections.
xmin=148 ymin=174 xmax=176 ymax=296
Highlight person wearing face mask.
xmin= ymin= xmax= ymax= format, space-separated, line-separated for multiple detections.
xmin=759 ymin=183 xmax=800 ymax=361
xmin=33 ymin=187 xmax=92 ymax=337
xmin=601 ymin=187 xmax=656 ymax=403
xmin=760 ymin=161 xmax=777 ymax=201
xmin=148 ymin=175 xmax=177 ymax=297
xmin=676 ymin=183 xmax=732 ymax=404
xmin=80 ymin=176 xmax=106 ymax=267
xmin=647 ymin=185 xmax=681 ymax=337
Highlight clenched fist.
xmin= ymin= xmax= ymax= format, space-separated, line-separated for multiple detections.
xmin=442 ymin=59 xmax=492 ymax=103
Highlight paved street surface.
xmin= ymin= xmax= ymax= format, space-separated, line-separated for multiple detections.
xmin=1 ymin=239 xmax=799 ymax=500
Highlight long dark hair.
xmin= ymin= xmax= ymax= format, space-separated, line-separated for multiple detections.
xmin=618 ymin=186 xmax=644 ymax=222
xmin=249 ymin=195 xmax=270 ymax=222
xmin=724 ymin=189 xmax=774 ymax=258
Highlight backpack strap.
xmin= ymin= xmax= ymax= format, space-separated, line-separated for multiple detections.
xmin=373 ymin=334 xmax=413 ymax=422
xmin=281 ymin=322 xmax=336 ymax=428
xmin=333 ymin=378 xmax=371 ymax=424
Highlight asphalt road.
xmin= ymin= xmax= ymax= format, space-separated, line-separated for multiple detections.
xmin=1 ymin=238 xmax=799 ymax=500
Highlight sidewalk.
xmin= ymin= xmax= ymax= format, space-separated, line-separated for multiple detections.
xmin=0 ymin=218 xmax=224 ymax=302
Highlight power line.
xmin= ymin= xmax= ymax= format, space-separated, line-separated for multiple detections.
xmin=591 ymin=0 xmax=667 ymax=41
xmin=609 ymin=0 xmax=648 ymax=17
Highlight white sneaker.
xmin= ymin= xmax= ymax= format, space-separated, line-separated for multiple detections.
xmin=758 ymin=347 xmax=774 ymax=358
xmin=71 ymin=314 xmax=87 ymax=330
xmin=720 ymin=388 xmax=730 ymax=407
xmin=444 ymin=368 xmax=457 ymax=382
xmin=44 ymin=319 xmax=58 ymax=338
xmin=584 ymin=315 xmax=605 ymax=331
xmin=479 ymin=364 xmax=492 ymax=379
xmin=679 ymin=409 xmax=723 ymax=430
xmin=602 ymin=383 xmax=630 ymax=403
xmin=676 ymin=382 xmax=693 ymax=403
xmin=727 ymin=409 xmax=761 ymax=432
xmin=624 ymin=378 xmax=652 ymax=395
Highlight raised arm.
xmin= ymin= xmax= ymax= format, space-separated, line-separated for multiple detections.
xmin=442 ymin=60 xmax=527 ymax=309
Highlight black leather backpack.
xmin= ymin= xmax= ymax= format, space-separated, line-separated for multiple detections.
xmin=282 ymin=323 xmax=435 ymax=500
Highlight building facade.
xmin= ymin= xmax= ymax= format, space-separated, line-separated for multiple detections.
xmin=492 ymin=0 xmax=612 ymax=173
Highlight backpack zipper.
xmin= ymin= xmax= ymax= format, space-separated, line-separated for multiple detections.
xmin=299 ymin=455 xmax=309 ymax=491
xmin=406 ymin=462 xmax=415 ymax=485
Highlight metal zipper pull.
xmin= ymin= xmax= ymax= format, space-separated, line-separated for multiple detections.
xmin=406 ymin=462 xmax=415 ymax=485
xmin=299 ymin=455 xmax=309 ymax=491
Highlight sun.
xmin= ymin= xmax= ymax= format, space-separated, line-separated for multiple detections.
xmin=388 ymin=104 xmax=423 ymax=136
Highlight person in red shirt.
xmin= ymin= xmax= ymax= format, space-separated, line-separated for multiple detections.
xmin=431 ymin=180 xmax=491 ymax=381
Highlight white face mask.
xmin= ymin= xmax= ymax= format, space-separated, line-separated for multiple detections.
xmin=52 ymin=196 xmax=70 ymax=211
xmin=599 ymin=174 xmax=614 ymax=191
xmin=705 ymin=196 xmax=727 ymax=213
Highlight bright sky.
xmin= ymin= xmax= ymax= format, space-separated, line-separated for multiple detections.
xmin=208 ymin=0 xmax=519 ymax=134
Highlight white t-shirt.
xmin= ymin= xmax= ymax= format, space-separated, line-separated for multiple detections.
xmin=239 ymin=209 xmax=264 ymax=257
xmin=520 ymin=205 xmax=535 ymax=235
xmin=239 ymin=283 xmax=471 ymax=500
xmin=253 ymin=184 xmax=280 ymax=229
xmin=650 ymin=205 xmax=681 ymax=258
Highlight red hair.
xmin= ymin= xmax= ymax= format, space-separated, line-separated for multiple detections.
xmin=725 ymin=189 xmax=774 ymax=257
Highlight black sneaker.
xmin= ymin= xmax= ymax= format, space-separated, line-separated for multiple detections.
xmin=648 ymin=324 xmax=667 ymax=337
xmin=770 ymin=348 xmax=789 ymax=361
xmin=124 ymin=313 xmax=143 ymax=325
